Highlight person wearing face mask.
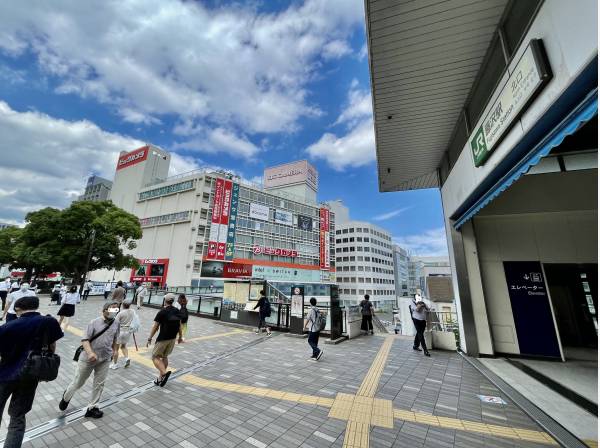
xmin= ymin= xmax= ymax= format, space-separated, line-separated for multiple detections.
xmin=59 ymin=302 xmax=120 ymax=419
xmin=2 ymin=282 xmax=32 ymax=323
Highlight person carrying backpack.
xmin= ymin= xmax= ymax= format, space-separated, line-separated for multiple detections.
xmin=253 ymin=290 xmax=272 ymax=336
xmin=303 ymin=297 xmax=324 ymax=361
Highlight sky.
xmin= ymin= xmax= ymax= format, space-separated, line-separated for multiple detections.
xmin=0 ymin=0 xmax=448 ymax=257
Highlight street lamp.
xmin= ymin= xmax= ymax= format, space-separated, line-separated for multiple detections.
xmin=80 ymin=228 xmax=96 ymax=294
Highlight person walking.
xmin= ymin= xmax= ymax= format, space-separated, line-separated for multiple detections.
xmin=146 ymin=294 xmax=182 ymax=387
xmin=59 ymin=302 xmax=120 ymax=418
xmin=0 ymin=296 xmax=63 ymax=448
xmin=82 ymin=280 xmax=93 ymax=301
xmin=111 ymin=281 xmax=126 ymax=307
xmin=177 ymin=294 xmax=189 ymax=342
xmin=134 ymin=281 xmax=148 ymax=310
xmin=359 ymin=294 xmax=374 ymax=335
xmin=110 ymin=301 xmax=136 ymax=370
xmin=103 ymin=282 xmax=111 ymax=300
xmin=57 ymin=285 xmax=80 ymax=331
xmin=9 ymin=280 xmax=19 ymax=294
xmin=2 ymin=283 xmax=32 ymax=323
xmin=50 ymin=284 xmax=61 ymax=306
xmin=253 ymin=290 xmax=272 ymax=336
xmin=0 ymin=278 xmax=9 ymax=314
xmin=303 ymin=297 xmax=324 ymax=361
xmin=410 ymin=292 xmax=430 ymax=357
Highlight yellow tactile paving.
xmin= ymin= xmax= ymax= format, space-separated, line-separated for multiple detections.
xmin=343 ymin=421 xmax=370 ymax=448
xmin=356 ymin=336 xmax=394 ymax=398
xmin=585 ymin=440 xmax=598 ymax=448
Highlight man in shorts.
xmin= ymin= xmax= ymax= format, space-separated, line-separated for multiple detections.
xmin=146 ymin=294 xmax=183 ymax=387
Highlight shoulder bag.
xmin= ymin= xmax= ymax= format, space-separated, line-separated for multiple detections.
xmin=73 ymin=319 xmax=114 ymax=362
xmin=19 ymin=318 xmax=61 ymax=382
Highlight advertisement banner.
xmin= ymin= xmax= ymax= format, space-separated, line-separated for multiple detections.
xmin=225 ymin=183 xmax=239 ymax=261
xmin=216 ymin=180 xmax=233 ymax=260
xmin=274 ymin=209 xmax=293 ymax=226
xmin=207 ymin=178 xmax=225 ymax=259
xmin=297 ymin=215 xmax=313 ymax=231
xmin=116 ymin=146 xmax=149 ymax=171
xmin=201 ymin=260 xmax=252 ymax=278
xmin=251 ymin=265 xmax=321 ymax=282
xmin=291 ymin=286 xmax=304 ymax=317
xmin=249 ymin=202 xmax=269 ymax=221
xmin=319 ymin=208 xmax=330 ymax=270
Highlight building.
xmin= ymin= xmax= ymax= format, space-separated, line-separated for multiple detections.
xmin=407 ymin=257 xmax=424 ymax=298
xmin=77 ymin=175 xmax=113 ymax=202
xmin=417 ymin=256 xmax=451 ymax=278
xmin=0 ymin=223 xmax=15 ymax=231
xmin=393 ymin=245 xmax=409 ymax=297
xmin=365 ymin=1 xmax=597 ymax=439
xmin=91 ymin=150 xmax=336 ymax=297
xmin=327 ymin=201 xmax=395 ymax=310
xmin=365 ymin=0 xmax=598 ymax=358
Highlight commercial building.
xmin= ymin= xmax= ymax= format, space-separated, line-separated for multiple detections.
xmin=407 ymin=257 xmax=424 ymax=298
xmin=77 ymin=175 xmax=113 ymax=202
xmin=393 ymin=245 xmax=409 ymax=297
xmin=91 ymin=153 xmax=336 ymax=298
xmin=327 ymin=201 xmax=395 ymax=310
xmin=365 ymin=0 xmax=597 ymax=440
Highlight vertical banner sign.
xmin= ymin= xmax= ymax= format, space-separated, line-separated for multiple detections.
xmin=217 ymin=180 xmax=232 ymax=260
xmin=319 ymin=208 xmax=330 ymax=270
xmin=207 ymin=178 xmax=225 ymax=259
xmin=225 ymin=183 xmax=239 ymax=261
xmin=503 ymin=261 xmax=561 ymax=358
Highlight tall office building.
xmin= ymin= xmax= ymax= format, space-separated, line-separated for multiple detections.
xmin=77 ymin=175 xmax=112 ymax=202
xmin=393 ymin=245 xmax=409 ymax=297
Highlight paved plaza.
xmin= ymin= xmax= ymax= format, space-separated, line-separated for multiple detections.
xmin=1 ymin=295 xmax=561 ymax=448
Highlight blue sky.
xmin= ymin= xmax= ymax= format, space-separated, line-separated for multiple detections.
xmin=0 ymin=0 xmax=447 ymax=256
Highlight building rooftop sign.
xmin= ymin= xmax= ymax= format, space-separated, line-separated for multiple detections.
xmin=117 ymin=146 xmax=149 ymax=171
xmin=263 ymin=160 xmax=318 ymax=191
xmin=470 ymin=39 xmax=552 ymax=167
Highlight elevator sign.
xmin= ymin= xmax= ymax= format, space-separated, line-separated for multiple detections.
xmin=470 ymin=40 xmax=552 ymax=167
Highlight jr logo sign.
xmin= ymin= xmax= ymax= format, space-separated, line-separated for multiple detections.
xmin=470 ymin=126 xmax=488 ymax=167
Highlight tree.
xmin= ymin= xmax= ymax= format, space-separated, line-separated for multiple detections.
xmin=0 ymin=226 xmax=23 ymax=266
xmin=13 ymin=201 xmax=142 ymax=285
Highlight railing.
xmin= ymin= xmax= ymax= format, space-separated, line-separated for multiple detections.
xmin=371 ymin=313 xmax=389 ymax=334
xmin=427 ymin=311 xmax=459 ymax=332
xmin=139 ymin=289 xmax=223 ymax=319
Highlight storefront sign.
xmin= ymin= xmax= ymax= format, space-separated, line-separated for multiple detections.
xmin=225 ymin=183 xmax=239 ymax=261
xmin=130 ymin=258 xmax=169 ymax=286
xmin=319 ymin=208 xmax=330 ymax=270
xmin=249 ymin=202 xmax=269 ymax=221
xmin=274 ymin=209 xmax=293 ymax=226
xmin=297 ymin=215 xmax=313 ymax=231
xmin=470 ymin=40 xmax=552 ymax=167
xmin=504 ymin=261 xmax=561 ymax=358
xmin=216 ymin=180 xmax=233 ymax=260
xmin=207 ymin=178 xmax=225 ymax=259
xmin=117 ymin=146 xmax=149 ymax=171
xmin=252 ymin=246 xmax=298 ymax=257
xmin=251 ymin=265 xmax=321 ymax=282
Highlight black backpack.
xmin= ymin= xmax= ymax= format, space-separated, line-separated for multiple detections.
xmin=261 ymin=297 xmax=271 ymax=317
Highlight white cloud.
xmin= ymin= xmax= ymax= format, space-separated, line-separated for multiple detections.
xmin=0 ymin=0 xmax=364 ymax=136
xmin=173 ymin=127 xmax=261 ymax=159
xmin=306 ymin=80 xmax=375 ymax=170
xmin=168 ymin=153 xmax=202 ymax=176
xmin=0 ymin=101 xmax=144 ymax=223
xmin=373 ymin=207 xmax=411 ymax=221
xmin=394 ymin=228 xmax=449 ymax=257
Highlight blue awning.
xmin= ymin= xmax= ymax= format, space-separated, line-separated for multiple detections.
xmin=454 ymin=88 xmax=598 ymax=230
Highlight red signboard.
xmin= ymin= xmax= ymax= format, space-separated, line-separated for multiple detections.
xmin=117 ymin=146 xmax=149 ymax=171
xmin=252 ymin=245 xmax=298 ymax=257
xmin=216 ymin=180 xmax=233 ymax=260
xmin=207 ymin=178 xmax=225 ymax=259
xmin=223 ymin=263 xmax=253 ymax=278
xmin=319 ymin=208 xmax=330 ymax=270
xmin=130 ymin=258 xmax=169 ymax=286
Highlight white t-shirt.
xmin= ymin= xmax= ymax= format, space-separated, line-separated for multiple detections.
xmin=0 ymin=280 xmax=8 ymax=292
xmin=6 ymin=289 xmax=29 ymax=315
xmin=85 ymin=282 xmax=93 ymax=291
xmin=104 ymin=283 xmax=112 ymax=292
xmin=10 ymin=282 xmax=18 ymax=290
xmin=62 ymin=292 xmax=80 ymax=305
xmin=136 ymin=286 xmax=147 ymax=299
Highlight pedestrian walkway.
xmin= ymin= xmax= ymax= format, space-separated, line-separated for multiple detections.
xmin=0 ymin=295 xmax=589 ymax=448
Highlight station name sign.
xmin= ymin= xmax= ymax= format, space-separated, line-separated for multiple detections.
xmin=470 ymin=39 xmax=552 ymax=167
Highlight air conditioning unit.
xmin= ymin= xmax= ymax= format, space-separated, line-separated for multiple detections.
xmin=191 ymin=227 xmax=196 ymax=231
xmin=188 ymin=245 xmax=194 ymax=249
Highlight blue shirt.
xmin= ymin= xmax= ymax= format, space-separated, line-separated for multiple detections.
xmin=0 ymin=312 xmax=63 ymax=382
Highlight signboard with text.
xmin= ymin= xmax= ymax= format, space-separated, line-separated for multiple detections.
xmin=225 ymin=183 xmax=239 ymax=261
xmin=470 ymin=40 xmax=552 ymax=167
xmin=117 ymin=146 xmax=149 ymax=171
xmin=252 ymin=245 xmax=298 ymax=257
xmin=263 ymin=160 xmax=318 ymax=191
xmin=319 ymin=208 xmax=330 ymax=270
xmin=274 ymin=209 xmax=293 ymax=226
xmin=216 ymin=180 xmax=233 ymax=260
xmin=249 ymin=202 xmax=269 ymax=221
xmin=252 ymin=265 xmax=321 ymax=282
xmin=207 ymin=178 xmax=225 ymax=259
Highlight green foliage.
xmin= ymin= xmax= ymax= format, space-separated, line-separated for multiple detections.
xmin=5 ymin=201 xmax=142 ymax=280
xmin=0 ymin=226 xmax=23 ymax=266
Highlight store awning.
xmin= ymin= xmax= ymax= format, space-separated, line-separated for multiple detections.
xmin=453 ymin=88 xmax=598 ymax=229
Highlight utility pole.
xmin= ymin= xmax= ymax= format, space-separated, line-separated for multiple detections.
xmin=80 ymin=228 xmax=96 ymax=294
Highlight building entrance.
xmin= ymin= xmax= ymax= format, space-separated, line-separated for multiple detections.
xmin=545 ymin=263 xmax=598 ymax=350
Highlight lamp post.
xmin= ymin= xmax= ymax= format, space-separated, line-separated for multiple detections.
xmin=80 ymin=228 xmax=96 ymax=294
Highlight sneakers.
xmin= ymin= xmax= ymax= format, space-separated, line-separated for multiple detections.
xmin=159 ymin=370 xmax=172 ymax=387
xmin=266 ymin=332 xmax=272 ymax=337
xmin=84 ymin=407 xmax=103 ymax=419
xmin=424 ymin=351 xmax=431 ymax=357
xmin=109 ymin=363 xmax=119 ymax=370
xmin=124 ymin=358 xmax=130 ymax=368
xmin=58 ymin=393 xmax=69 ymax=411
xmin=316 ymin=350 xmax=324 ymax=361
xmin=413 ymin=346 xmax=422 ymax=351
xmin=308 ymin=357 xmax=317 ymax=361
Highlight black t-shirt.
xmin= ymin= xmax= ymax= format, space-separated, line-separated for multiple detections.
xmin=179 ymin=305 xmax=189 ymax=324
xmin=154 ymin=306 xmax=181 ymax=341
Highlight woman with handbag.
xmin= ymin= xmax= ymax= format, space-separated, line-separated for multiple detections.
xmin=0 ymin=296 xmax=63 ymax=447
xmin=57 ymin=285 xmax=80 ymax=331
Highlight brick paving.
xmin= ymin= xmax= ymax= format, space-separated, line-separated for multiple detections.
xmin=0 ymin=294 xmax=559 ymax=447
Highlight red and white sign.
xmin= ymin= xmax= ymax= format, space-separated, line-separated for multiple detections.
xmin=130 ymin=258 xmax=169 ymax=286
xmin=252 ymin=245 xmax=298 ymax=257
xmin=117 ymin=146 xmax=149 ymax=171
xmin=216 ymin=180 xmax=233 ymax=260
xmin=207 ymin=178 xmax=225 ymax=259
xmin=319 ymin=208 xmax=330 ymax=270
